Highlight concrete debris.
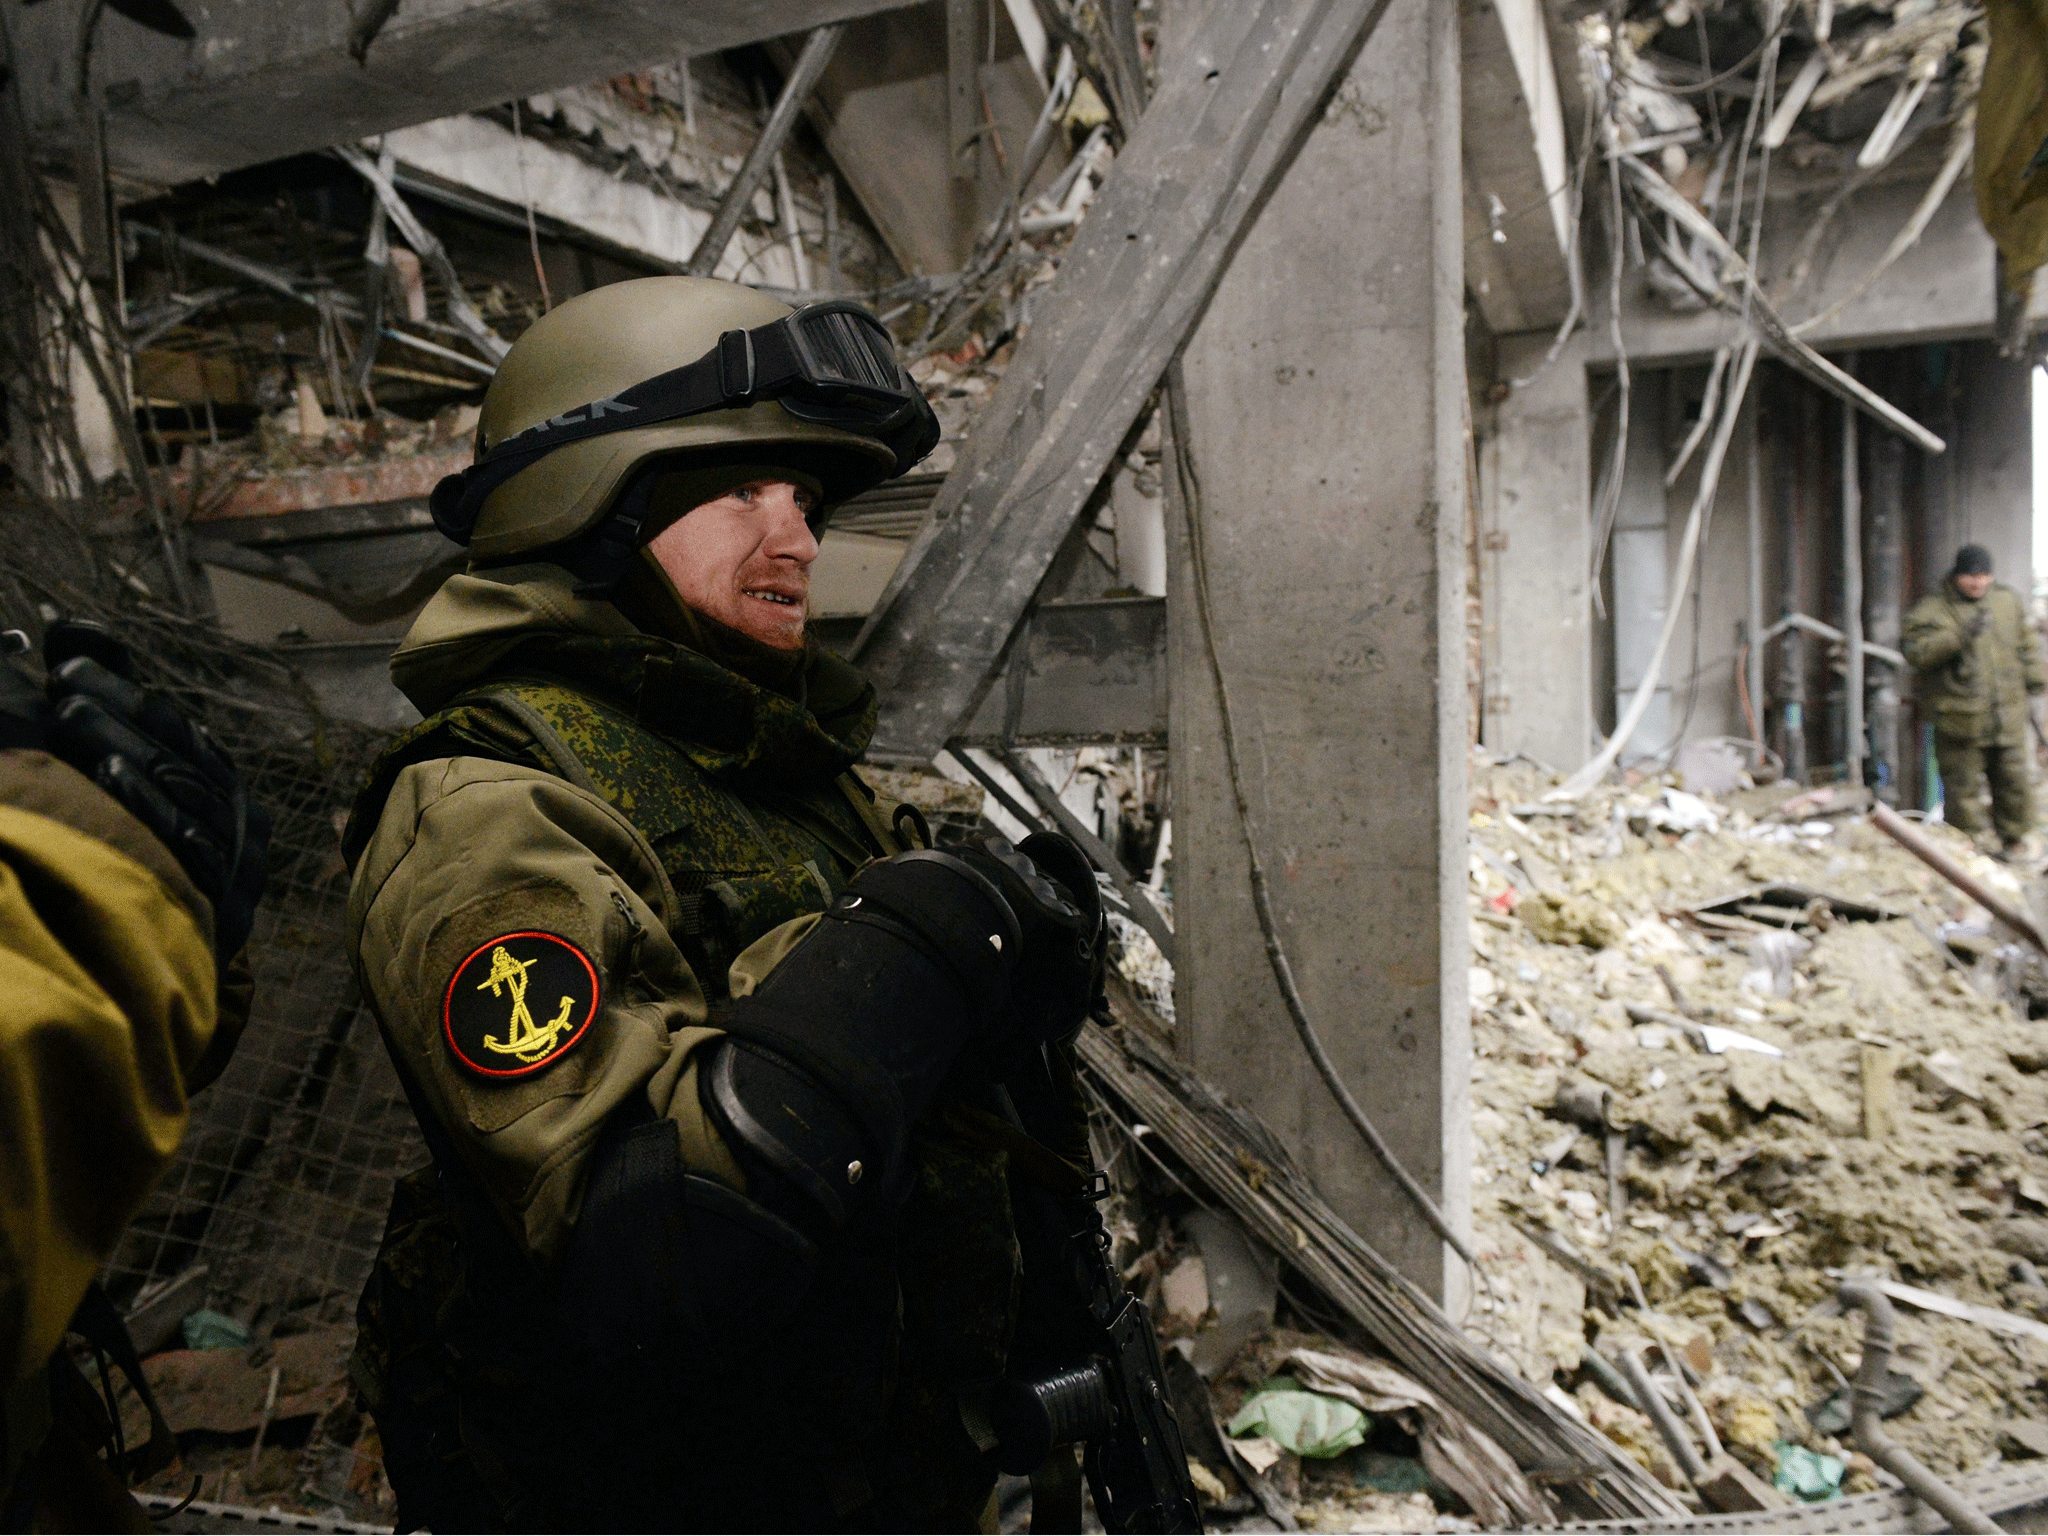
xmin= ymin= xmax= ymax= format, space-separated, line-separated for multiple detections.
xmin=1470 ymin=748 xmax=2048 ymax=1497
xmin=1280 ymin=1347 xmax=1545 ymax=1530
xmin=95 ymin=1326 xmax=391 ymax=1520
xmin=1082 ymin=993 xmax=1679 ymax=1529
xmin=2000 ymin=1418 xmax=2048 ymax=1458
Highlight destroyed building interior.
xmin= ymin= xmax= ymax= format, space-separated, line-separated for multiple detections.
xmin=6 ymin=0 xmax=2048 ymax=1529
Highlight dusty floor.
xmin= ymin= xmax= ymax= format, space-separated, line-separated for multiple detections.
xmin=1465 ymin=749 xmax=2048 ymax=1504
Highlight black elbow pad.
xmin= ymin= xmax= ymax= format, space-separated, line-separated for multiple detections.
xmin=704 ymin=850 xmax=1021 ymax=1235
xmin=558 ymin=852 xmax=1022 ymax=1377
xmin=557 ymin=1115 xmax=822 ymax=1382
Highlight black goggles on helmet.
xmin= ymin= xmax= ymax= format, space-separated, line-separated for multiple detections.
xmin=430 ymin=300 xmax=940 ymax=545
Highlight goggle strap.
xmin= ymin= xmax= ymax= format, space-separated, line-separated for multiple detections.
xmin=718 ymin=328 xmax=757 ymax=399
xmin=430 ymin=302 xmax=921 ymax=545
xmin=432 ymin=346 xmax=749 ymax=541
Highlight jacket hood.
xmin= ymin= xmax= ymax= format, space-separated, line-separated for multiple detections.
xmin=390 ymin=564 xmax=876 ymax=787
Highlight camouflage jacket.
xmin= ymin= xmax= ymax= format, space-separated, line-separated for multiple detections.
xmin=1902 ymin=579 xmax=2044 ymax=745
xmin=342 ymin=564 xmax=1026 ymax=1531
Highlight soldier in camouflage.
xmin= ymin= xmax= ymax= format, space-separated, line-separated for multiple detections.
xmin=343 ymin=278 xmax=1107 ymax=1531
xmin=1903 ymin=544 xmax=2045 ymax=857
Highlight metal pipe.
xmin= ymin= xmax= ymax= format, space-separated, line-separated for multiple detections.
xmin=1579 ymin=1345 xmax=1638 ymax=1409
xmin=1836 ymin=1282 xmax=2001 ymax=1534
xmin=1779 ymin=388 xmax=1808 ymax=782
xmin=1851 ymin=391 xmax=1867 ymax=786
xmin=1871 ymin=802 xmax=2048 ymax=954
xmin=1758 ymin=611 xmax=1904 ymax=670
xmin=1867 ymin=417 xmax=1905 ymax=803
xmin=1746 ymin=405 xmax=1765 ymax=738
xmin=684 ymin=25 xmax=845 ymax=278
xmin=1843 ymin=373 xmax=1865 ymax=785
xmin=1616 ymin=1346 xmax=1707 ymax=1485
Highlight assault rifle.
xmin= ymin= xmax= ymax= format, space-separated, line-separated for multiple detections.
xmin=991 ymin=1166 xmax=1204 ymax=1533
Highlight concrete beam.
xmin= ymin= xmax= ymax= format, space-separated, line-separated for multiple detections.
xmin=854 ymin=0 xmax=1397 ymax=759
xmin=378 ymin=115 xmax=810 ymax=284
xmin=175 ymin=446 xmax=472 ymax=525
xmin=1586 ymin=163 xmax=2048 ymax=365
xmin=1461 ymin=0 xmax=1574 ymax=332
xmin=953 ymin=596 xmax=1167 ymax=746
xmin=786 ymin=2 xmax=1056 ymax=276
xmin=1169 ymin=0 xmax=1471 ymax=1303
xmin=16 ymin=0 xmax=911 ymax=187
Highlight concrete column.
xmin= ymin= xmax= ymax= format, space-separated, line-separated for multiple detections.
xmin=1165 ymin=0 xmax=1469 ymax=1303
xmin=1952 ymin=342 xmax=2034 ymax=587
xmin=1480 ymin=333 xmax=1592 ymax=769
xmin=1608 ymin=370 xmax=1672 ymax=760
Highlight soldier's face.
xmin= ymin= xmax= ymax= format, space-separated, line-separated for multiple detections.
xmin=1956 ymin=572 xmax=1994 ymax=599
xmin=646 ymin=478 xmax=819 ymax=650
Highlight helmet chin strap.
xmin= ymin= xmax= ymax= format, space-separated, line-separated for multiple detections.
xmin=557 ymin=472 xmax=660 ymax=600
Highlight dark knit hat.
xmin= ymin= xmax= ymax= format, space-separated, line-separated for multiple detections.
xmin=1953 ymin=544 xmax=1994 ymax=576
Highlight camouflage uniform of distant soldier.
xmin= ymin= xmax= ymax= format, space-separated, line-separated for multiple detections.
xmin=1903 ymin=543 xmax=2045 ymax=855
xmin=342 ymin=278 xmax=1110 ymax=1532
xmin=0 ymin=624 xmax=268 ymax=1531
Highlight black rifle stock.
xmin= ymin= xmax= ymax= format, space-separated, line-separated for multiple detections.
xmin=1072 ymin=1170 xmax=1205 ymax=1533
xmin=992 ymin=1162 xmax=1203 ymax=1533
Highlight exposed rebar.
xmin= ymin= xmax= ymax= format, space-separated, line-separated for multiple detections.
xmin=685 ymin=25 xmax=845 ymax=279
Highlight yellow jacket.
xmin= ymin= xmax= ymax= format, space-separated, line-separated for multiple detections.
xmin=0 ymin=750 xmax=219 ymax=1391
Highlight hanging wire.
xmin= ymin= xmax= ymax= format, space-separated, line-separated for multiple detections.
xmin=1588 ymin=145 xmax=1634 ymax=602
xmin=1162 ymin=361 xmax=1500 ymax=1334
xmin=1651 ymin=4 xmax=1788 ymax=762
xmin=1613 ymin=13 xmax=1794 ymax=96
xmin=511 ymin=99 xmax=553 ymax=313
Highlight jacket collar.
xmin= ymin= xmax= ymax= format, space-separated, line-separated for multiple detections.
xmin=391 ymin=564 xmax=875 ymax=789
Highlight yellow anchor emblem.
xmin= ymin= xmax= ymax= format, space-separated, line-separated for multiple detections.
xmin=476 ymin=945 xmax=579 ymax=1064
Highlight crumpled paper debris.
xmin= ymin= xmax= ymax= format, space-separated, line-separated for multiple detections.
xmin=1226 ymin=1377 xmax=1368 ymax=1459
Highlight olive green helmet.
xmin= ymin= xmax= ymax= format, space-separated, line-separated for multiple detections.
xmin=436 ymin=277 xmax=934 ymax=564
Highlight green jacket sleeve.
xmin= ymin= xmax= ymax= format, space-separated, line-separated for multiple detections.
xmin=0 ymin=753 xmax=218 ymax=1390
xmin=348 ymin=756 xmax=749 ymax=1268
xmin=1903 ymin=592 xmax=1965 ymax=671
xmin=2022 ymin=604 xmax=2045 ymax=696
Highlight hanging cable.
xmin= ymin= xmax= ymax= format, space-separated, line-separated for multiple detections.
xmin=512 ymin=99 xmax=552 ymax=313
xmin=1588 ymin=145 xmax=1633 ymax=599
xmin=1161 ymin=361 xmax=1490 ymax=1296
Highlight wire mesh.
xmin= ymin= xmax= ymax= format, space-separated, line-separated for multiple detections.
xmin=112 ymin=688 xmax=419 ymax=1337
xmin=0 ymin=486 xmax=421 ymax=1340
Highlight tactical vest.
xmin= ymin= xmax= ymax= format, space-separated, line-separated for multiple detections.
xmin=347 ymin=675 xmax=1020 ymax=1533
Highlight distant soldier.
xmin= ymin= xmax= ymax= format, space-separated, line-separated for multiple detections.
xmin=1903 ymin=544 xmax=2045 ymax=858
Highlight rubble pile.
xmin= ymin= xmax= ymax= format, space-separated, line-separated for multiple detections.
xmin=1466 ymin=748 xmax=2048 ymax=1498
xmin=238 ymin=400 xmax=479 ymax=475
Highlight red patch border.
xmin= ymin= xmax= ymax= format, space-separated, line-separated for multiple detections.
xmin=442 ymin=930 xmax=601 ymax=1079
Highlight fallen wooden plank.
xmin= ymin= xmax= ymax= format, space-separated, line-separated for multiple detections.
xmin=1871 ymin=804 xmax=2048 ymax=955
xmin=1687 ymin=883 xmax=1903 ymax=925
xmin=1076 ymin=1010 xmax=1684 ymax=1523
xmin=852 ymin=0 xmax=1396 ymax=762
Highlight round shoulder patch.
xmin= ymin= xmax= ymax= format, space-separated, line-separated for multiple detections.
xmin=443 ymin=931 xmax=600 ymax=1079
